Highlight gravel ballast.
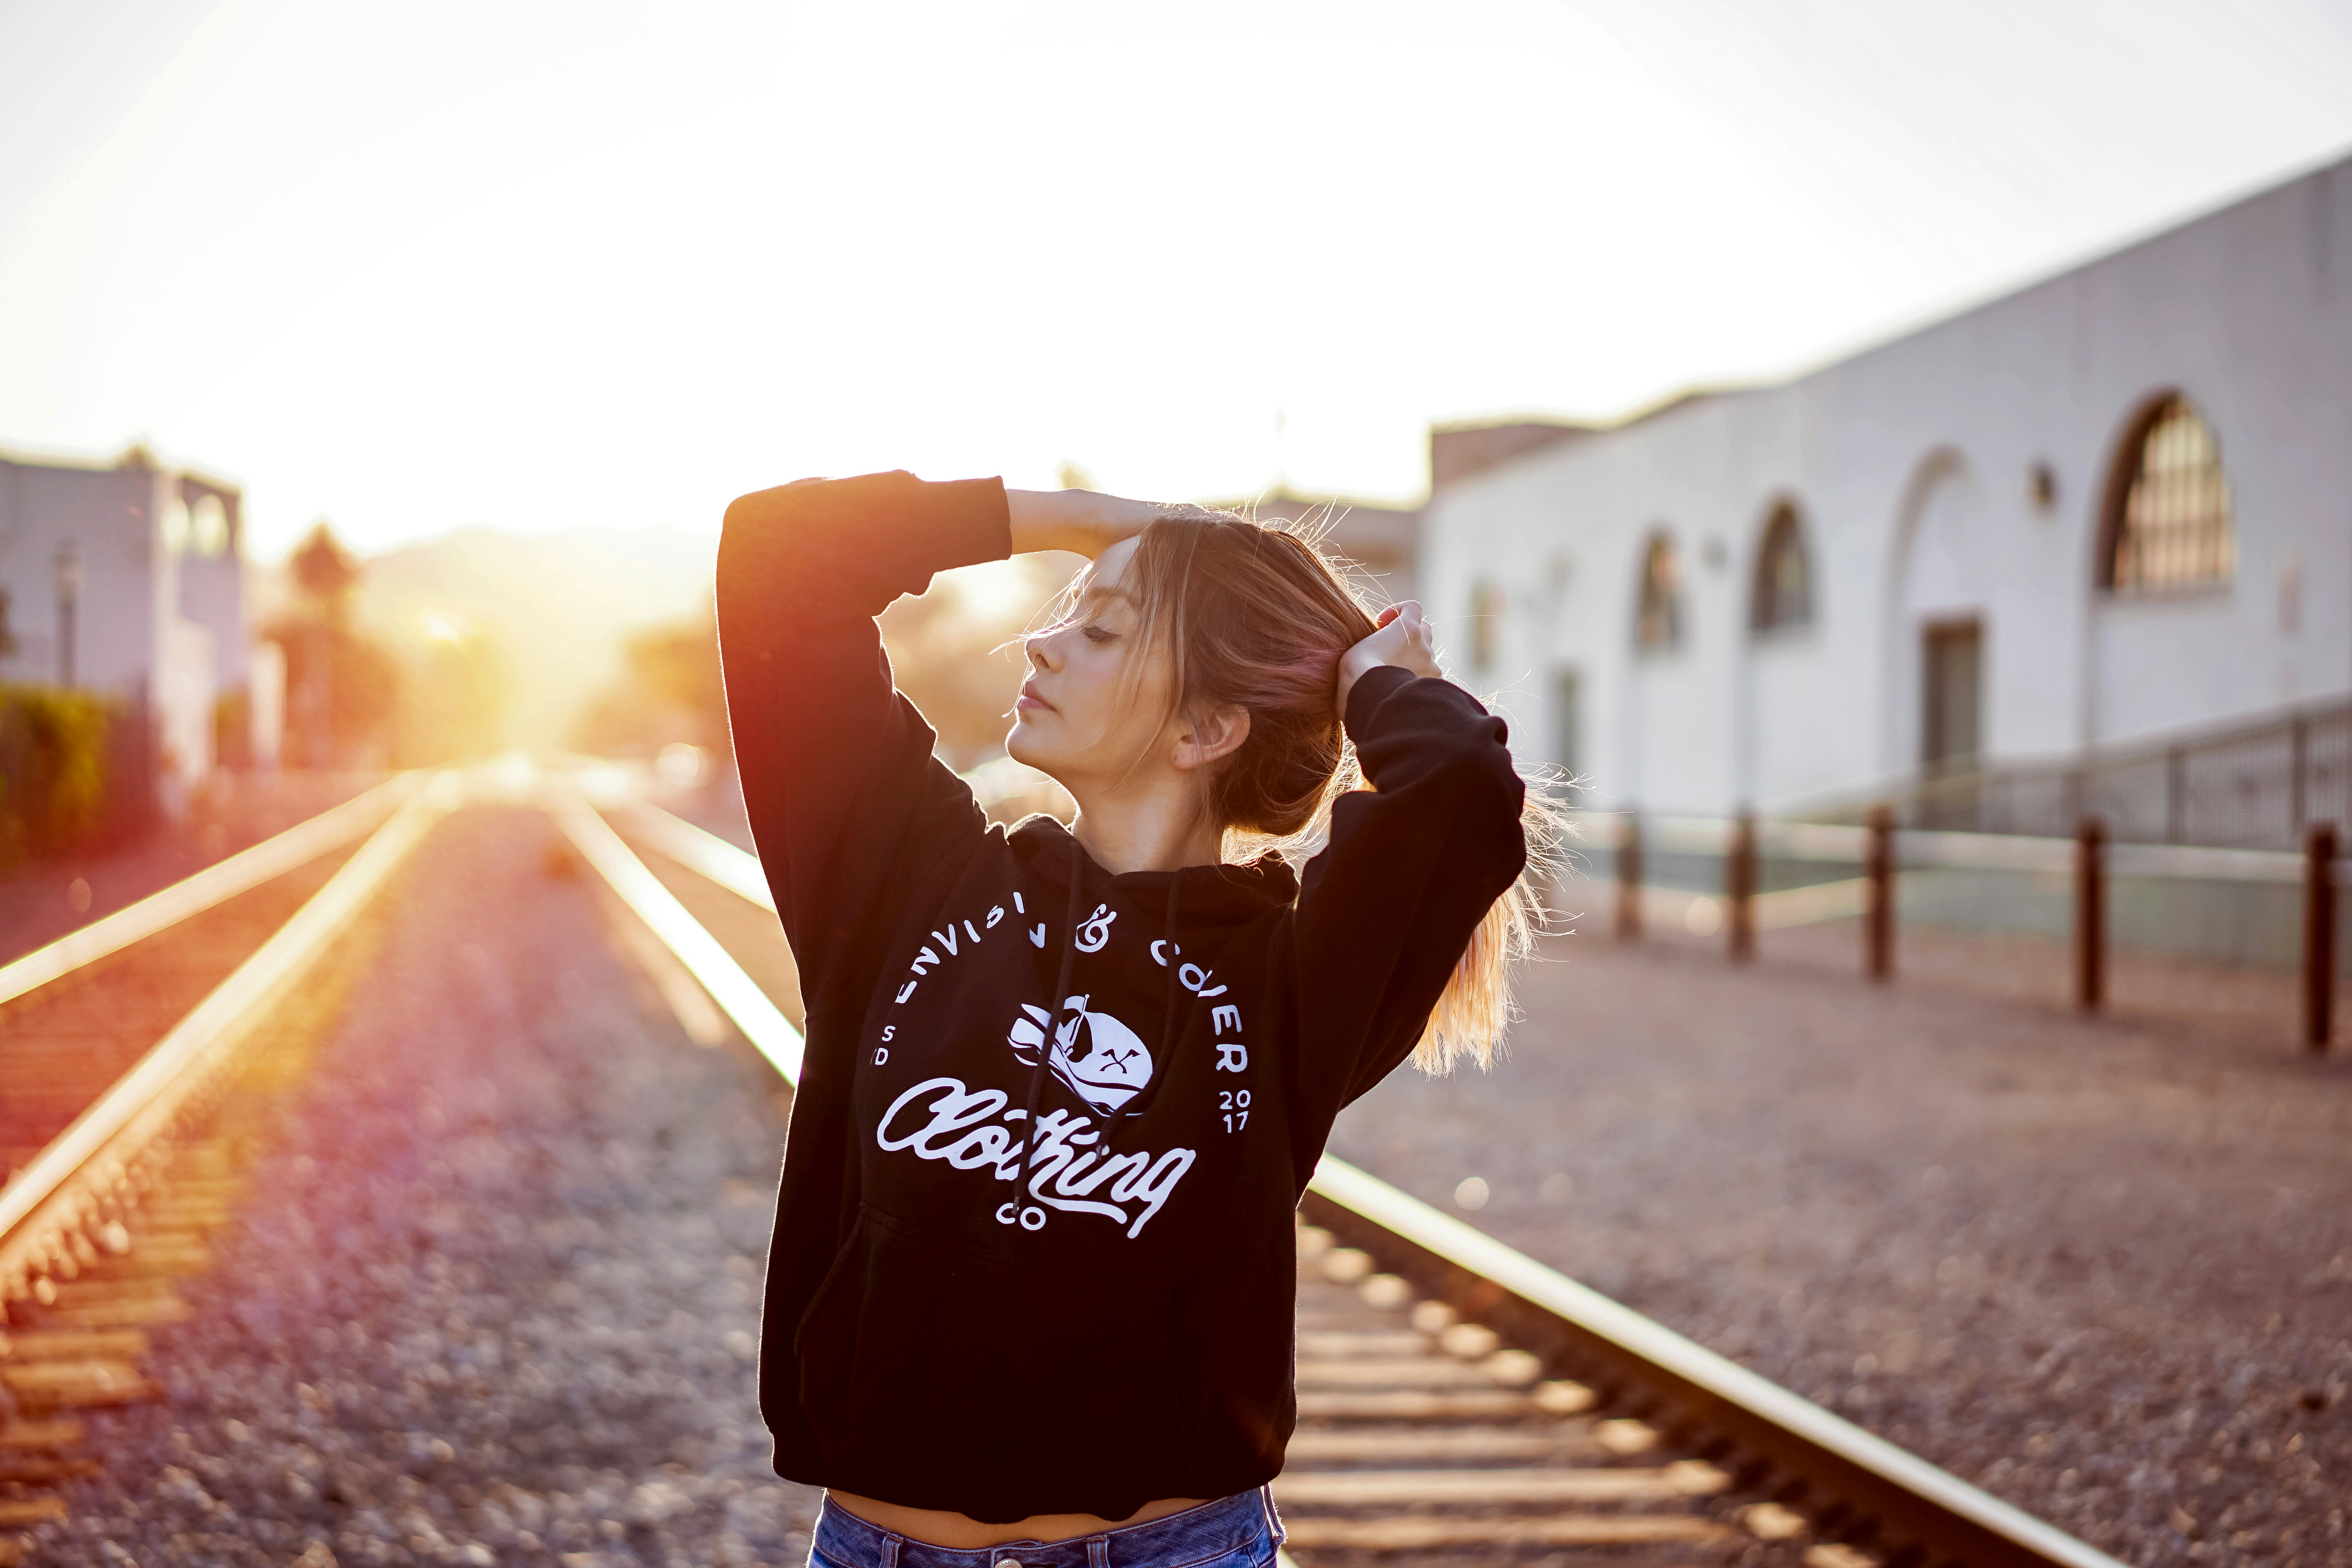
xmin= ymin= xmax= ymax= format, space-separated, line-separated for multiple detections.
xmin=30 ymin=806 xmax=818 ymax=1568
xmin=1330 ymin=926 xmax=2352 ymax=1568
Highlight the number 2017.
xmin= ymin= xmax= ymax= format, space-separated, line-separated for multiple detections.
xmin=1219 ymin=1089 xmax=1251 ymax=1132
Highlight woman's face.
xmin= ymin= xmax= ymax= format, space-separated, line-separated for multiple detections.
xmin=1007 ymin=538 xmax=1176 ymax=789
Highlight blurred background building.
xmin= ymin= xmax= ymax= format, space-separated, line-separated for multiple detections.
xmin=0 ymin=443 xmax=278 ymax=820
xmin=1427 ymin=152 xmax=2351 ymax=848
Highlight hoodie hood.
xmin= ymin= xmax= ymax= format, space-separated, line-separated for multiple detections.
xmin=1006 ymin=814 xmax=1301 ymax=917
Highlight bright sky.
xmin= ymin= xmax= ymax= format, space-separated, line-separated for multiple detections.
xmin=3 ymin=0 xmax=2349 ymax=559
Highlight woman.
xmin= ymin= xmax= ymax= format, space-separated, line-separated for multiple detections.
xmin=717 ymin=470 xmax=1543 ymax=1568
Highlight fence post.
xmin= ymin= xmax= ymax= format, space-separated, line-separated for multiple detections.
xmin=2290 ymin=717 xmax=2308 ymax=837
xmin=1727 ymin=812 xmax=1757 ymax=963
xmin=1615 ymin=813 xmax=1643 ymax=942
xmin=2074 ymin=815 xmax=2105 ymax=1013
xmin=2165 ymin=745 xmax=2186 ymax=844
xmin=1865 ymin=804 xmax=1895 ymax=981
xmin=2307 ymin=822 xmax=2337 ymax=1054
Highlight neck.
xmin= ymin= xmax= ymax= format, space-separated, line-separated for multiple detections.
xmin=1066 ymin=777 xmax=1222 ymax=875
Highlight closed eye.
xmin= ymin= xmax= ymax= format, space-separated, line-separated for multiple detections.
xmin=1082 ymin=624 xmax=1118 ymax=646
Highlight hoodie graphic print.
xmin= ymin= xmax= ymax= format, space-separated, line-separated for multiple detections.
xmin=872 ymin=860 xmax=1267 ymax=1247
xmin=718 ymin=472 xmax=1527 ymax=1525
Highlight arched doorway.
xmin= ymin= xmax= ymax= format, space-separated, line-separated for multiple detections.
xmin=1885 ymin=450 xmax=1991 ymax=782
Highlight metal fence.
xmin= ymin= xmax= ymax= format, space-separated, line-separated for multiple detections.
xmin=1585 ymin=808 xmax=2343 ymax=1049
xmin=1835 ymin=701 xmax=2352 ymax=850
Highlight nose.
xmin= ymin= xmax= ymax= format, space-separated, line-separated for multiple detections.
xmin=1024 ymin=626 xmax=1062 ymax=673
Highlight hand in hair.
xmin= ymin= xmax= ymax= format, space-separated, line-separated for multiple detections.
xmin=1006 ymin=487 xmax=1234 ymax=559
xmin=1336 ymin=601 xmax=1441 ymax=712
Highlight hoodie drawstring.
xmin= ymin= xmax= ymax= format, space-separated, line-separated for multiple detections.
xmin=1013 ymin=837 xmax=1197 ymax=1218
xmin=1014 ymin=837 xmax=1090 ymax=1200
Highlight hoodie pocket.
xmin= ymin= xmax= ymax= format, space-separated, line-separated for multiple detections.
xmin=794 ymin=1204 xmax=1194 ymax=1501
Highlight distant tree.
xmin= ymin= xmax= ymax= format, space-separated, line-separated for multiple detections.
xmin=0 ymin=587 xmax=16 ymax=660
xmin=267 ymin=521 xmax=402 ymax=768
xmin=290 ymin=521 xmax=362 ymax=619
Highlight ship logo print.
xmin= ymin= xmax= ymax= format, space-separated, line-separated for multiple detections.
xmin=1007 ymin=996 xmax=1153 ymax=1115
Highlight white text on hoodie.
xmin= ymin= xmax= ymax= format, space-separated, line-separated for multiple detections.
xmin=877 ymin=1076 xmax=1196 ymax=1239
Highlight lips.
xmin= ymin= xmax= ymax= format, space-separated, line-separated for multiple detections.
xmin=1017 ymin=681 xmax=1056 ymax=714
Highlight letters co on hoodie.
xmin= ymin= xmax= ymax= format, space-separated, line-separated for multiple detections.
xmin=717 ymin=473 xmax=1527 ymax=1525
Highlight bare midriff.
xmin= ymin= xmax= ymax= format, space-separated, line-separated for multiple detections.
xmin=827 ymin=1491 xmax=1210 ymax=1550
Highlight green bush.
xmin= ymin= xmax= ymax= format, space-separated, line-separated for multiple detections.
xmin=0 ymin=684 xmax=114 ymax=867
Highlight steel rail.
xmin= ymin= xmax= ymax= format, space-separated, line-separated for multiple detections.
xmin=1302 ymin=1159 xmax=2128 ymax=1568
xmin=603 ymin=800 xmax=777 ymax=913
xmin=543 ymin=782 xmax=802 ymax=1084
xmin=0 ymin=775 xmax=456 ymax=1303
xmin=0 ymin=773 xmax=420 ymax=1010
xmin=596 ymin=791 xmax=2122 ymax=1568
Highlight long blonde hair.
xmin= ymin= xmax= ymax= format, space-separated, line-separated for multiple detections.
xmin=1047 ymin=508 xmax=1569 ymax=1073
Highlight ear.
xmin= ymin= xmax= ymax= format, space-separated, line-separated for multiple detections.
xmin=1171 ymin=703 xmax=1251 ymax=773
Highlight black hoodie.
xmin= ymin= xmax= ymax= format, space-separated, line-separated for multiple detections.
xmin=717 ymin=471 xmax=1526 ymax=1523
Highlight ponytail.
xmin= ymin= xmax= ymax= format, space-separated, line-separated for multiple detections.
xmin=1405 ymin=773 xmax=1573 ymax=1072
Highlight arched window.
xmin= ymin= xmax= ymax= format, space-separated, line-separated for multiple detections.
xmin=1634 ymin=532 xmax=1682 ymax=652
xmin=2102 ymin=395 xmax=2234 ymax=590
xmin=1749 ymin=501 xmax=1813 ymax=633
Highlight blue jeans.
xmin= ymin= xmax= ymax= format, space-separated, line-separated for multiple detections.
xmin=809 ymin=1490 xmax=1284 ymax=1568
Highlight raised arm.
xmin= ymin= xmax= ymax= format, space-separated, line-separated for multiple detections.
xmin=717 ymin=471 xmax=1009 ymax=1015
xmin=1285 ymin=607 xmax=1527 ymax=1129
xmin=1003 ymin=487 xmax=1237 ymax=559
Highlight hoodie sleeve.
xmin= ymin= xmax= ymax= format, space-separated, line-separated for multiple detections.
xmin=1287 ymin=664 xmax=1527 ymax=1119
xmin=716 ymin=471 xmax=1011 ymax=1022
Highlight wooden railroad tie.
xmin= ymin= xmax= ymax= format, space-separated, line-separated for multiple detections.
xmin=0 ymin=1163 xmax=241 ymax=1545
xmin=1281 ymin=1223 xmax=1857 ymax=1567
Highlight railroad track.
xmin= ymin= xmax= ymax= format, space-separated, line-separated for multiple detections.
xmin=0 ymin=774 xmax=454 ymax=1557
xmin=0 ymin=766 xmax=2139 ymax=1567
xmin=563 ymin=781 xmax=2132 ymax=1568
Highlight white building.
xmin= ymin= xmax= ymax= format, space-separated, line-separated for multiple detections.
xmin=1425 ymin=152 xmax=2352 ymax=844
xmin=0 ymin=444 xmax=273 ymax=814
